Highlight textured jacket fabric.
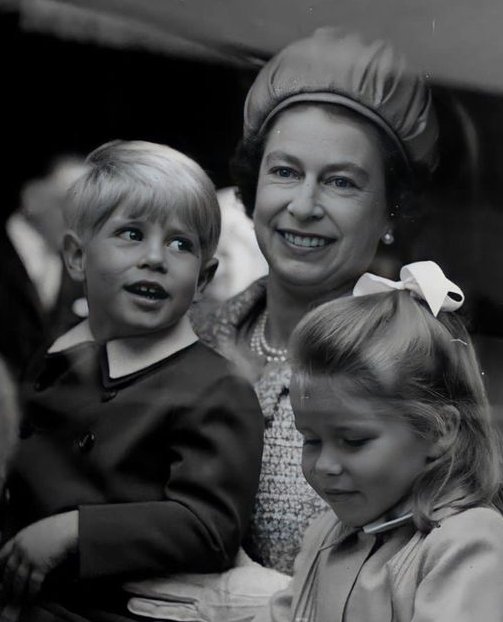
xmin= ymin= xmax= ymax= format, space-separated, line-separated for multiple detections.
xmin=5 ymin=339 xmax=264 ymax=618
xmin=194 ymin=279 xmax=327 ymax=574
xmin=254 ymin=507 xmax=503 ymax=622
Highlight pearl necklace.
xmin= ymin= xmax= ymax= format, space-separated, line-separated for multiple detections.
xmin=250 ymin=310 xmax=288 ymax=363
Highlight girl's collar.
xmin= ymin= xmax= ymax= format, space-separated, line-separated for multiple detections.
xmin=362 ymin=511 xmax=414 ymax=535
xmin=355 ymin=490 xmax=468 ymax=536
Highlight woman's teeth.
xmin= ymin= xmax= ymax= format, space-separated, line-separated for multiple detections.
xmin=282 ymin=231 xmax=330 ymax=248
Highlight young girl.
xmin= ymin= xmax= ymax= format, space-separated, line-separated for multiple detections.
xmin=257 ymin=261 xmax=503 ymax=621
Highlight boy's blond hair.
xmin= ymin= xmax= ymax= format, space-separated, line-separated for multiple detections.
xmin=66 ymin=140 xmax=221 ymax=262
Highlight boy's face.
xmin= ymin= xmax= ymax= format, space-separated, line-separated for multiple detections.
xmin=290 ymin=375 xmax=436 ymax=527
xmin=67 ymin=205 xmax=215 ymax=342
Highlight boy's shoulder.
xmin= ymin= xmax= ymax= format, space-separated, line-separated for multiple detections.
xmin=183 ymin=340 xmax=241 ymax=374
xmin=157 ymin=340 xmax=252 ymax=390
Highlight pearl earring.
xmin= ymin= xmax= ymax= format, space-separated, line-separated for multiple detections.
xmin=382 ymin=230 xmax=394 ymax=245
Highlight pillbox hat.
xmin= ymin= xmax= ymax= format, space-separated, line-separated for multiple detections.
xmin=244 ymin=27 xmax=438 ymax=172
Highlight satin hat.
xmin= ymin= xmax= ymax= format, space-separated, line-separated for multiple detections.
xmin=243 ymin=27 xmax=438 ymax=172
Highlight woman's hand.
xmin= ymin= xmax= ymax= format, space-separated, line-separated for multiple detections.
xmin=0 ymin=510 xmax=78 ymax=616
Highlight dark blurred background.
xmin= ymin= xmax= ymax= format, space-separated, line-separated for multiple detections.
xmin=1 ymin=3 xmax=502 ymax=416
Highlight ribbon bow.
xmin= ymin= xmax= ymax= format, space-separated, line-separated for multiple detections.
xmin=353 ymin=261 xmax=464 ymax=317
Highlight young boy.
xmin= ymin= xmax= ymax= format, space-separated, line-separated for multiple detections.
xmin=0 ymin=141 xmax=264 ymax=621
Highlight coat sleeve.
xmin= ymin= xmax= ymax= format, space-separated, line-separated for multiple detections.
xmin=77 ymin=374 xmax=264 ymax=580
xmin=253 ymin=511 xmax=336 ymax=622
xmin=252 ymin=587 xmax=294 ymax=622
xmin=412 ymin=507 xmax=503 ymax=621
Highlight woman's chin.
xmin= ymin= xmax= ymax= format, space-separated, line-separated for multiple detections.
xmin=266 ymin=252 xmax=342 ymax=288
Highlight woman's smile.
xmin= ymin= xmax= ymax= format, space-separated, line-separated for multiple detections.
xmin=277 ymin=229 xmax=336 ymax=250
xmin=254 ymin=104 xmax=388 ymax=295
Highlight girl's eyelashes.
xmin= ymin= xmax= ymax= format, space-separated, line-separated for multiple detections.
xmin=301 ymin=435 xmax=372 ymax=449
xmin=341 ymin=437 xmax=372 ymax=448
xmin=302 ymin=436 xmax=320 ymax=447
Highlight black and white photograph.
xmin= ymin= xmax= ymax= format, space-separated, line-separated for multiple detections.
xmin=0 ymin=1 xmax=502 ymax=620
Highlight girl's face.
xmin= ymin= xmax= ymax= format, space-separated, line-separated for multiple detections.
xmin=290 ymin=376 xmax=435 ymax=527
xmin=253 ymin=105 xmax=388 ymax=298
xmin=66 ymin=204 xmax=214 ymax=342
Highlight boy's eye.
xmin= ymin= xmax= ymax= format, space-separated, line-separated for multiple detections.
xmin=167 ymin=238 xmax=194 ymax=253
xmin=118 ymin=228 xmax=143 ymax=242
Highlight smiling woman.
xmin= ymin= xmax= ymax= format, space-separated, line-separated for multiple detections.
xmin=195 ymin=27 xmax=439 ymax=576
xmin=253 ymin=104 xmax=388 ymax=297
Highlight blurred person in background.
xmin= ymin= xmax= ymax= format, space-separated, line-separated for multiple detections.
xmin=0 ymin=156 xmax=87 ymax=378
xmin=0 ymin=358 xmax=19 ymax=499
xmin=203 ymin=186 xmax=268 ymax=304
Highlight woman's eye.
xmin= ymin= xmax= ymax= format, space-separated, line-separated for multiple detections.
xmin=326 ymin=177 xmax=356 ymax=189
xmin=118 ymin=228 xmax=142 ymax=241
xmin=271 ymin=167 xmax=299 ymax=180
xmin=167 ymin=238 xmax=194 ymax=252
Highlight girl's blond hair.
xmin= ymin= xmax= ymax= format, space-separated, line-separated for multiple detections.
xmin=290 ymin=290 xmax=503 ymax=531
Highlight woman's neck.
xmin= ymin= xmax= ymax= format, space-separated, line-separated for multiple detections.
xmin=264 ymin=276 xmax=353 ymax=349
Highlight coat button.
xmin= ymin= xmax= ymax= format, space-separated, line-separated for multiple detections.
xmin=19 ymin=422 xmax=34 ymax=439
xmin=77 ymin=432 xmax=96 ymax=453
xmin=101 ymin=390 xmax=117 ymax=402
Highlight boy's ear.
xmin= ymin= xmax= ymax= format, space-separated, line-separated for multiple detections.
xmin=195 ymin=258 xmax=219 ymax=300
xmin=427 ymin=405 xmax=460 ymax=460
xmin=63 ymin=231 xmax=86 ymax=283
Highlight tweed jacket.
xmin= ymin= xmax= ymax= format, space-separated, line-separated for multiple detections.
xmin=255 ymin=506 xmax=503 ymax=622
xmin=194 ymin=279 xmax=327 ymax=574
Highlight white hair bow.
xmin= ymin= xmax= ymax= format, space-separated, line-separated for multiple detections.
xmin=353 ymin=261 xmax=464 ymax=317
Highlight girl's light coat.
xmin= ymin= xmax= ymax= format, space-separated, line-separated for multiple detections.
xmin=255 ymin=506 xmax=503 ymax=622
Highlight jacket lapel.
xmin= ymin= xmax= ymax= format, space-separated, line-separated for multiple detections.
xmin=292 ymin=519 xmax=377 ymax=622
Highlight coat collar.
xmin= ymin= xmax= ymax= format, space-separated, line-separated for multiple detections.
xmin=47 ymin=317 xmax=198 ymax=379
xmin=362 ymin=511 xmax=414 ymax=535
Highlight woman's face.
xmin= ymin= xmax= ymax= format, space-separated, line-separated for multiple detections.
xmin=253 ymin=105 xmax=388 ymax=297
